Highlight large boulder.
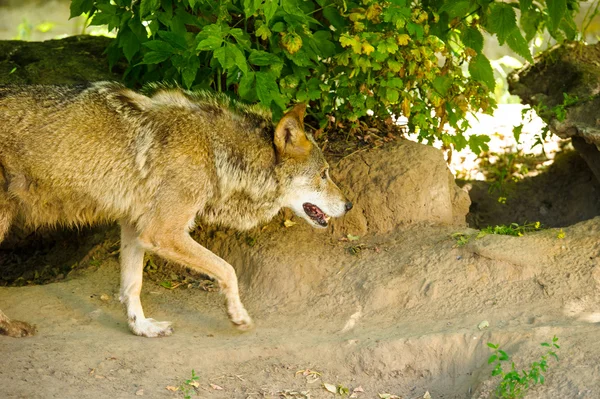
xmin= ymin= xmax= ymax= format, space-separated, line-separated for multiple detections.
xmin=509 ymin=41 xmax=600 ymax=182
xmin=331 ymin=140 xmax=470 ymax=237
xmin=508 ymin=41 xmax=600 ymax=146
xmin=0 ymin=35 xmax=119 ymax=84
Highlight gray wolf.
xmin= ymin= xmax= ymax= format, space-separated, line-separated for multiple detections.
xmin=0 ymin=82 xmax=352 ymax=337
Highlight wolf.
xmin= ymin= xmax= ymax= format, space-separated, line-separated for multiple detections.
xmin=0 ymin=82 xmax=352 ymax=337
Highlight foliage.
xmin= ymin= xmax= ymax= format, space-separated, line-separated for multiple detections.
xmin=70 ymin=0 xmax=581 ymax=152
xmin=480 ymin=221 xmax=542 ymax=236
xmin=513 ymin=92 xmax=582 ymax=153
xmin=487 ymin=336 xmax=560 ymax=399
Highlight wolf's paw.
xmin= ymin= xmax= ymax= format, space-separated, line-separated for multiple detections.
xmin=228 ymin=307 xmax=254 ymax=331
xmin=0 ymin=319 xmax=36 ymax=338
xmin=129 ymin=317 xmax=173 ymax=338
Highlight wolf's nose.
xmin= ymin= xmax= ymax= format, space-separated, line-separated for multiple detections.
xmin=345 ymin=201 xmax=353 ymax=212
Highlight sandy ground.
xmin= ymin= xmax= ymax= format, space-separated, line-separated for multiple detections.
xmin=1 ymin=216 xmax=599 ymax=399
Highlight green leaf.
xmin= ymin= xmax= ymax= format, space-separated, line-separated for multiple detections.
xmin=143 ymin=40 xmax=175 ymax=53
xmin=264 ymin=0 xmax=279 ymax=24
xmin=214 ymin=43 xmax=247 ymax=73
xmin=157 ymin=30 xmax=188 ymax=50
xmin=182 ymin=65 xmax=198 ymax=89
xmin=249 ymin=50 xmax=282 ymax=66
xmin=432 ymin=75 xmax=452 ymax=95
xmin=140 ymin=0 xmax=160 ymax=17
xmin=238 ymin=71 xmax=256 ymax=100
xmin=282 ymin=0 xmax=304 ymax=16
xmin=89 ymin=13 xmax=113 ymax=27
xmin=462 ymin=26 xmax=484 ymax=53
xmin=214 ymin=44 xmax=235 ymax=70
xmin=119 ymin=29 xmax=140 ymax=62
xmin=256 ymin=24 xmax=272 ymax=40
xmin=560 ymin=16 xmax=578 ymax=40
xmin=230 ymin=28 xmax=252 ymax=49
xmin=141 ymin=51 xmax=170 ymax=64
xmin=487 ymin=3 xmax=517 ymax=45
xmin=488 ymin=354 xmax=498 ymax=364
xmin=313 ymin=31 xmax=336 ymax=57
xmin=386 ymin=88 xmax=400 ymax=103
xmin=255 ymin=71 xmax=280 ymax=107
xmin=506 ymin=30 xmax=533 ymax=62
xmin=340 ymin=34 xmax=361 ymax=54
xmin=69 ymin=0 xmax=94 ymax=18
xmin=387 ymin=77 xmax=403 ymax=89
xmin=521 ymin=9 xmax=543 ymax=41
xmin=440 ymin=0 xmax=471 ymax=18
xmin=519 ymin=0 xmax=533 ymax=10
xmin=513 ymin=124 xmax=523 ymax=143
xmin=96 ymin=3 xmax=117 ymax=14
xmin=546 ymin=0 xmax=567 ymax=32
xmin=469 ymin=53 xmax=495 ymax=91
xmin=197 ymin=36 xmax=224 ymax=51
xmin=406 ymin=23 xmax=424 ymax=40
xmin=468 ymin=133 xmax=491 ymax=154
xmin=231 ymin=44 xmax=248 ymax=74
xmin=271 ymin=22 xmax=286 ymax=32
xmin=243 ymin=0 xmax=263 ymax=18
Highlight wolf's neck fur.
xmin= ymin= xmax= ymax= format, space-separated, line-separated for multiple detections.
xmin=199 ymin=149 xmax=284 ymax=231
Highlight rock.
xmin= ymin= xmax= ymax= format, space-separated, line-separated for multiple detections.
xmin=331 ymin=140 xmax=470 ymax=237
xmin=508 ymin=41 xmax=600 ymax=146
xmin=509 ymin=41 xmax=600 ymax=183
xmin=0 ymin=35 xmax=120 ymax=85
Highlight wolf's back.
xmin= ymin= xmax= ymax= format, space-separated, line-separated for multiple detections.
xmin=0 ymin=83 xmax=157 ymax=227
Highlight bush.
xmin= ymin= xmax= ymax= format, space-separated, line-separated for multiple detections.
xmin=70 ymin=0 xmax=581 ymax=153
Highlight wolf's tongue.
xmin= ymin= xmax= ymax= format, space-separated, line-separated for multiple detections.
xmin=302 ymin=203 xmax=328 ymax=227
xmin=303 ymin=203 xmax=323 ymax=218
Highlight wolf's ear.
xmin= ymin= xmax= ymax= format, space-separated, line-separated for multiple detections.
xmin=274 ymin=103 xmax=312 ymax=158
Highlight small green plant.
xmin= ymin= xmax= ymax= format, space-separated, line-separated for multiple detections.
xmin=480 ymin=221 xmax=542 ymax=237
xmin=179 ymin=369 xmax=200 ymax=399
xmin=487 ymin=336 xmax=560 ymax=399
xmin=452 ymin=222 xmax=542 ymax=246
xmin=451 ymin=231 xmax=471 ymax=247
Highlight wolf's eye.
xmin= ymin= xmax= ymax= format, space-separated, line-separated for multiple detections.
xmin=321 ymin=169 xmax=328 ymax=180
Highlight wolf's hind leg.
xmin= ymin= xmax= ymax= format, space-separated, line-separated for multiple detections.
xmin=119 ymin=221 xmax=173 ymax=337
xmin=0 ymin=199 xmax=36 ymax=337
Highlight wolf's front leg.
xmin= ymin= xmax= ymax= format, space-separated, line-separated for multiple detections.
xmin=139 ymin=230 xmax=253 ymax=331
xmin=119 ymin=222 xmax=173 ymax=337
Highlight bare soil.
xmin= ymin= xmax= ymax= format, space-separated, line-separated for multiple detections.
xmin=1 ymin=144 xmax=600 ymax=399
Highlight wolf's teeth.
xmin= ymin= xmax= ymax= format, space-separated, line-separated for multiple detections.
xmin=324 ymin=216 xmax=330 ymax=222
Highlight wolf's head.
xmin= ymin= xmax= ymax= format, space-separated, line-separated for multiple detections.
xmin=275 ymin=104 xmax=352 ymax=228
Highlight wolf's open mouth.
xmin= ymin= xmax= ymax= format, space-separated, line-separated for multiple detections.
xmin=303 ymin=203 xmax=330 ymax=227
